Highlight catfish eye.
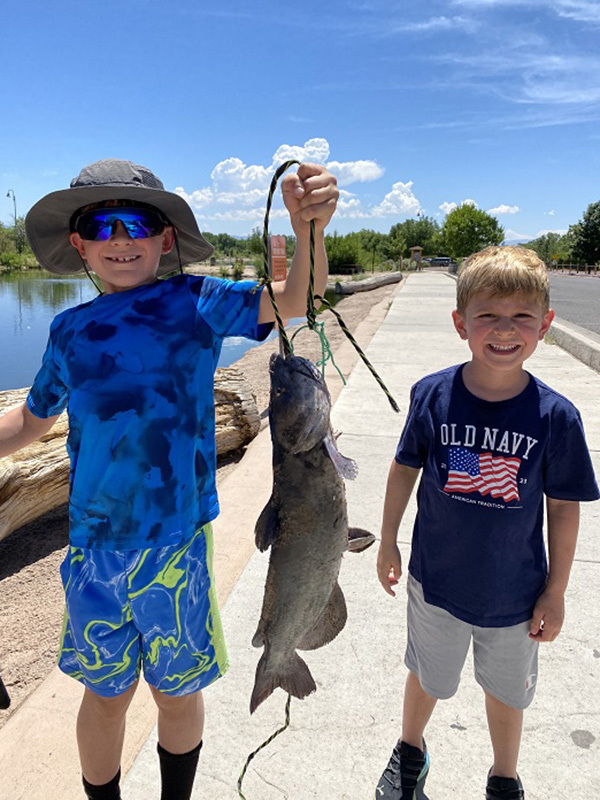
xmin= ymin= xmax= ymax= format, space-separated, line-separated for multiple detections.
xmin=274 ymin=385 xmax=285 ymax=396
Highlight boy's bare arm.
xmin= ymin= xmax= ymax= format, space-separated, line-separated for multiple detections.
xmin=377 ymin=461 xmax=420 ymax=597
xmin=529 ymin=497 xmax=580 ymax=642
xmin=258 ymin=163 xmax=338 ymax=324
xmin=0 ymin=402 xmax=59 ymax=458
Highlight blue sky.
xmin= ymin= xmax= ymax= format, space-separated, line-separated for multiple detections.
xmin=2 ymin=0 xmax=599 ymax=242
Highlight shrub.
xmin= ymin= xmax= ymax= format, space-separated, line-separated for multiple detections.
xmin=0 ymin=252 xmax=38 ymax=271
xmin=232 ymin=262 xmax=245 ymax=281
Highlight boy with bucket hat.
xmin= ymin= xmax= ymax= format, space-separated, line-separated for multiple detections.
xmin=0 ymin=158 xmax=338 ymax=799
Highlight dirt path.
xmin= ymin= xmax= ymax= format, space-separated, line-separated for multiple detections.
xmin=0 ymin=282 xmax=398 ymax=727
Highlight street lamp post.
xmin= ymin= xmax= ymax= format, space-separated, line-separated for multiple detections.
xmin=6 ymin=190 xmax=21 ymax=253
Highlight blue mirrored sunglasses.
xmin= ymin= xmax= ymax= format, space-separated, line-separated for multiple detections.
xmin=73 ymin=207 xmax=170 ymax=241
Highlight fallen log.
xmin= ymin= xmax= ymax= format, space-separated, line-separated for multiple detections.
xmin=329 ymin=271 xmax=403 ymax=295
xmin=0 ymin=367 xmax=260 ymax=542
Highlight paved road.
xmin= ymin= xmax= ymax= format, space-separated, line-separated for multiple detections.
xmin=549 ymin=273 xmax=600 ymax=335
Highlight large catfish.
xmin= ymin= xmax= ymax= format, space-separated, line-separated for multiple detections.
xmin=250 ymin=352 xmax=374 ymax=714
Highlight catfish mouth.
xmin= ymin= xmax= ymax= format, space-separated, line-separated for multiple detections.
xmin=269 ymin=353 xmax=331 ymax=402
xmin=269 ymin=353 xmax=331 ymax=452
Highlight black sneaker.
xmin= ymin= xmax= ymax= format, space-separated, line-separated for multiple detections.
xmin=375 ymin=739 xmax=429 ymax=799
xmin=486 ymin=771 xmax=524 ymax=799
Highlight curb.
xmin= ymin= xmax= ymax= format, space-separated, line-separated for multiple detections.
xmin=547 ymin=318 xmax=600 ymax=374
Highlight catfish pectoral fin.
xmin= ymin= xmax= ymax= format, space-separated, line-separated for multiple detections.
xmin=324 ymin=433 xmax=358 ymax=480
xmin=347 ymin=527 xmax=376 ymax=553
xmin=250 ymin=647 xmax=317 ymax=714
xmin=298 ymin=582 xmax=347 ymax=651
xmin=255 ymin=496 xmax=280 ymax=551
xmin=251 ymin=622 xmax=266 ymax=648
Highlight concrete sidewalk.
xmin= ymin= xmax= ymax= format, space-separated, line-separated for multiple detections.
xmin=122 ymin=272 xmax=600 ymax=799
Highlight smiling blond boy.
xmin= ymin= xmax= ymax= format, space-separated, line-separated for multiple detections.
xmin=375 ymin=246 xmax=598 ymax=800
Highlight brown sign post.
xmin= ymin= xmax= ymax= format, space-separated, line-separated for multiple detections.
xmin=270 ymin=235 xmax=287 ymax=282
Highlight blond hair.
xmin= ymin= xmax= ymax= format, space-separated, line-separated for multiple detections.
xmin=456 ymin=246 xmax=550 ymax=313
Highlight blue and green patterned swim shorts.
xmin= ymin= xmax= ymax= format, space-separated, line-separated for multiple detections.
xmin=58 ymin=524 xmax=229 ymax=697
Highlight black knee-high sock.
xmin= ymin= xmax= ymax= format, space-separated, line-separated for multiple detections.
xmin=82 ymin=769 xmax=121 ymax=800
xmin=157 ymin=740 xmax=202 ymax=800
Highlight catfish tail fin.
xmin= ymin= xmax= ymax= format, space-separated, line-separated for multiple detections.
xmin=250 ymin=647 xmax=316 ymax=714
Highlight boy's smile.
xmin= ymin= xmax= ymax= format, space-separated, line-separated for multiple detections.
xmin=70 ymin=219 xmax=174 ymax=294
xmin=452 ymin=293 xmax=554 ymax=394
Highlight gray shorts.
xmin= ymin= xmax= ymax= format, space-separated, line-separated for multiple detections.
xmin=405 ymin=575 xmax=539 ymax=710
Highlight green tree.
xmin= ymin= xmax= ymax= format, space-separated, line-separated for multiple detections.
xmin=324 ymin=232 xmax=362 ymax=272
xmin=247 ymin=227 xmax=264 ymax=256
xmin=380 ymin=228 xmax=406 ymax=262
xmin=0 ymin=222 xmax=13 ymax=254
xmin=202 ymin=231 xmax=243 ymax=257
xmin=285 ymin=235 xmax=296 ymax=259
xmin=570 ymin=201 xmax=600 ymax=264
xmin=442 ymin=205 xmax=504 ymax=259
xmin=524 ymin=231 xmax=572 ymax=263
xmin=355 ymin=229 xmax=385 ymax=270
xmin=389 ymin=216 xmax=441 ymax=257
xmin=216 ymin=233 xmax=241 ymax=256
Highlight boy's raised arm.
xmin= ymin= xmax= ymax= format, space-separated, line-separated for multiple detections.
xmin=0 ymin=402 xmax=59 ymax=458
xmin=258 ymin=163 xmax=338 ymax=324
xmin=377 ymin=461 xmax=421 ymax=597
xmin=529 ymin=497 xmax=580 ymax=642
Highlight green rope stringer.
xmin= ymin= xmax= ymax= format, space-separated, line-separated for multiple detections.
xmin=290 ymin=319 xmax=345 ymax=383
xmin=238 ymin=694 xmax=292 ymax=799
xmin=315 ymin=294 xmax=401 ymax=413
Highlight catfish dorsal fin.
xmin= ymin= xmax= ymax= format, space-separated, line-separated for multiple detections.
xmin=324 ymin=433 xmax=358 ymax=480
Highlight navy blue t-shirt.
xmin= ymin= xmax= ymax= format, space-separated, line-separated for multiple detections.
xmin=395 ymin=364 xmax=599 ymax=627
xmin=27 ymin=274 xmax=272 ymax=550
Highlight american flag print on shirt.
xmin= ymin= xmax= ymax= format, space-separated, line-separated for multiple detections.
xmin=444 ymin=447 xmax=521 ymax=502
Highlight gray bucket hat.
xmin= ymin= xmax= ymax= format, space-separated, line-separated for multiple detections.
xmin=25 ymin=159 xmax=214 ymax=276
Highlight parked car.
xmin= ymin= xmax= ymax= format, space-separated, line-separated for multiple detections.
xmin=430 ymin=256 xmax=452 ymax=266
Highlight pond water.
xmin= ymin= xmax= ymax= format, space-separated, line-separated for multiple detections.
xmin=0 ymin=272 xmax=338 ymax=392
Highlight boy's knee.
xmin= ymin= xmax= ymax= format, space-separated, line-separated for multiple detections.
xmin=83 ymin=681 xmax=138 ymax=719
xmin=150 ymin=686 xmax=202 ymax=715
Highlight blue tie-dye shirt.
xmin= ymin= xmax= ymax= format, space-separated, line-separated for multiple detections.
xmin=27 ymin=274 xmax=271 ymax=550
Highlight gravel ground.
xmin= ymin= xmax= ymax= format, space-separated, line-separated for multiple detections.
xmin=0 ymin=282 xmax=397 ymax=727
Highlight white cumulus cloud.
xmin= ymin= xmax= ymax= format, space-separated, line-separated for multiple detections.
xmin=326 ymin=159 xmax=384 ymax=186
xmin=439 ymin=198 xmax=478 ymax=215
xmin=175 ymin=138 xmax=394 ymax=229
xmin=439 ymin=201 xmax=458 ymax=215
xmin=371 ymin=181 xmax=421 ymax=218
xmin=210 ymin=159 xmax=271 ymax=193
xmin=272 ymin=138 xmax=331 ymax=166
xmin=488 ymin=204 xmax=520 ymax=215
xmin=174 ymin=186 xmax=213 ymax=210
